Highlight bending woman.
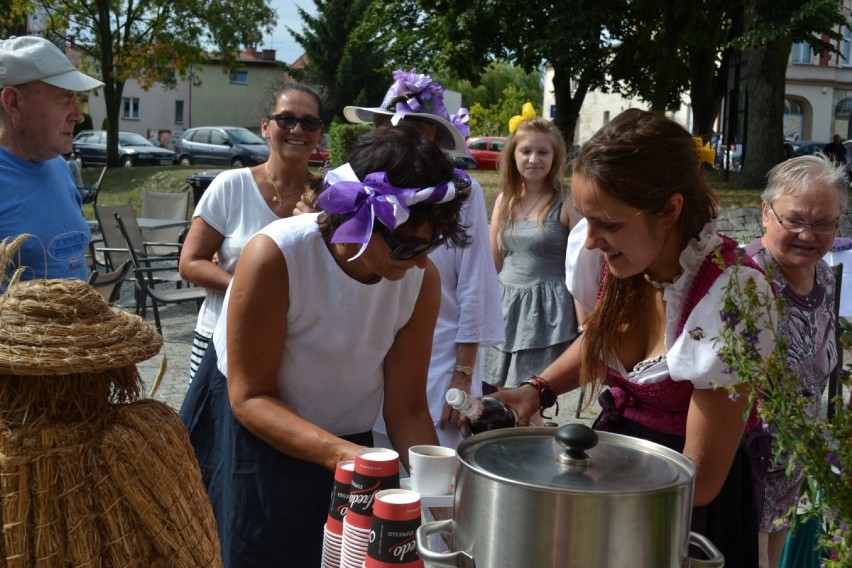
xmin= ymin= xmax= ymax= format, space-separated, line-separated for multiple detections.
xmin=180 ymin=125 xmax=470 ymax=567
xmin=495 ymin=109 xmax=776 ymax=567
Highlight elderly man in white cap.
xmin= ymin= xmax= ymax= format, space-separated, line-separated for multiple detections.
xmin=0 ymin=35 xmax=103 ymax=285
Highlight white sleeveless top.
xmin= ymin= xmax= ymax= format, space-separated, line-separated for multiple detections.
xmin=213 ymin=213 xmax=425 ymax=435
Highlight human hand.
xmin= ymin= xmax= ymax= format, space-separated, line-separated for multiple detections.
xmin=491 ymin=385 xmax=540 ymax=427
xmin=293 ymin=194 xmax=317 ymax=216
xmin=439 ymin=373 xmax=473 ymax=431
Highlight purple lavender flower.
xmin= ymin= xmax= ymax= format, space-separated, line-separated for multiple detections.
xmin=688 ymin=326 xmax=707 ymax=340
xmin=720 ymin=307 xmax=740 ymax=328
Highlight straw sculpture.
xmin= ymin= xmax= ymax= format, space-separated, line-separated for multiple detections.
xmin=0 ymin=236 xmax=222 ymax=567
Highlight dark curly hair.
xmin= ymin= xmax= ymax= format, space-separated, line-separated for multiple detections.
xmin=318 ymin=125 xmax=471 ymax=248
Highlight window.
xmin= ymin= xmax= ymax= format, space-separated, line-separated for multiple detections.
xmin=791 ymin=42 xmax=812 ymax=64
xmin=122 ymin=97 xmax=140 ymax=119
xmin=603 ymin=110 xmax=610 ymax=124
xmin=230 ymin=70 xmax=248 ymax=85
xmin=175 ymin=100 xmax=184 ymax=124
xmin=210 ymin=130 xmax=228 ymax=145
xmin=842 ymin=27 xmax=852 ymax=66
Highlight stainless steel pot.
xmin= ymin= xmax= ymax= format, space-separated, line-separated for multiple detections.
xmin=417 ymin=424 xmax=724 ymax=568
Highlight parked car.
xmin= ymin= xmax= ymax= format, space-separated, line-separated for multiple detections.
xmin=72 ymin=130 xmax=176 ymax=168
xmin=309 ymin=134 xmax=331 ymax=167
xmin=175 ymin=126 xmax=270 ymax=167
xmin=466 ymin=136 xmax=507 ymax=170
xmin=453 ymin=155 xmax=478 ymax=170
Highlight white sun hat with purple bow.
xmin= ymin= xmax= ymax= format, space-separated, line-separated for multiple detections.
xmin=343 ymin=69 xmax=469 ymax=158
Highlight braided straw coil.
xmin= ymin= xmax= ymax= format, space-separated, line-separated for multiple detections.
xmin=0 ymin=278 xmax=162 ymax=375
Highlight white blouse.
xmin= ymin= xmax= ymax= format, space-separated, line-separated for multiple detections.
xmin=565 ymin=218 xmax=776 ymax=389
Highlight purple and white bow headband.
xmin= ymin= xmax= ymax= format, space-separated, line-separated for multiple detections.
xmin=317 ymin=163 xmax=467 ymax=260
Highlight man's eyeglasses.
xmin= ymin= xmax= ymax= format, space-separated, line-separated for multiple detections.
xmin=266 ymin=114 xmax=323 ymax=132
xmin=378 ymin=228 xmax=446 ymax=260
xmin=769 ymin=203 xmax=840 ymax=235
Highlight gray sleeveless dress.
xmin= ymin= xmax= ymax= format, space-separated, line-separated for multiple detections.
xmin=482 ymin=198 xmax=579 ymax=387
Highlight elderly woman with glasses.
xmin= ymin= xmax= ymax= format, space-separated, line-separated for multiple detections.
xmin=179 ymin=83 xmax=325 ymax=381
xmin=180 ymin=125 xmax=470 ymax=567
xmin=742 ymin=153 xmax=847 ymax=568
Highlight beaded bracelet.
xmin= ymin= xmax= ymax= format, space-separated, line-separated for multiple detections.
xmin=519 ymin=375 xmax=559 ymax=419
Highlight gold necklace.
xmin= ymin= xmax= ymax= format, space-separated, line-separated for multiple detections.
xmin=521 ymin=191 xmax=547 ymax=220
xmin=264 ymin=163 xmax=300 ymax=206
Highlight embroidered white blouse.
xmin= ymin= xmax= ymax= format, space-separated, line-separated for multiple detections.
xmin=565 ymin=218 xmax=776 ymax=389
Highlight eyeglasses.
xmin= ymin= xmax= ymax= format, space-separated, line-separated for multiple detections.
xmin=768 ymin=203 xmax=840 ymax=235
xmin=378 ymin=227 xmax=446 ymax=260
xmin=266 ymin=114 xmax=323 ymax=132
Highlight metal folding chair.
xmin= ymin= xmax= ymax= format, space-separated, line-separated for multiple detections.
xmin=114 ymin=212 xmax=205 ymax=335
xmin=87 ymin=259 xmax=132 ymax=305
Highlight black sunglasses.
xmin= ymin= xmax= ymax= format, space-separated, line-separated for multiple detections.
xmin=266 ymin=113 xmax=323 ymax=132
xmin=378 ymin=228 xmax=446 ymax=260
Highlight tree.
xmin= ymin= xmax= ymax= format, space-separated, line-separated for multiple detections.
xmin=355 ymin=0 xmax=617 ymax=146
xmin=1 ymin=0 xmax=276 ymax=167
xmin=735 ymin=0 xmax=845 ymax=187
xmin=288 ymin=0 xmax=391 ymax=123
xmin=438 ymin=62 xmax=543 ymax=136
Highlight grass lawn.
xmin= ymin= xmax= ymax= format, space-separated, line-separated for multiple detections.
xmin=81 ymin=165 xmax=768 ymax=222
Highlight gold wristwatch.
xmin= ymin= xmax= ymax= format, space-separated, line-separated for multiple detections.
xmin=454 ymin=364 xmax=473 ymax=376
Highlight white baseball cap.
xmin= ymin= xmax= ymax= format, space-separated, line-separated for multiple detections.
xmin=0 ymin=36 xmax=103 ymax=91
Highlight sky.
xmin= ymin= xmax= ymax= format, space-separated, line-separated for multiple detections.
xmin=262 ymin=0 xmax=315 ymax=65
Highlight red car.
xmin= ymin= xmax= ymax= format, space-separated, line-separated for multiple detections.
xmin=466 ymin=136 xmax=507 ymax=170
xmin=309 ymin=135 xmax=331 ymax=167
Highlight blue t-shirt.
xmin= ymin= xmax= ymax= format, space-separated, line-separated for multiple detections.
xmin=0 ymin=147 xmax=90 ymax=285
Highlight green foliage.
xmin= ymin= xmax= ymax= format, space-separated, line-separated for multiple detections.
xmin=327 ymin=122 xmax=371 ymax=167
xmin=468 ymin=85 xmax=533 ymax=137
xmin=716 ymin=261 xmax=851 ymax=566
xmin=735 ymin=0 xmax=845 ymax=54
xmin=74 ymin=114 xmax=93 ymax=135
xmin=289 ymin=0 xmax=390 ymax=123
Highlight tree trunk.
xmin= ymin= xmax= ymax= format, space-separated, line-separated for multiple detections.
xmin=93 ymin=0 xmax=122 ymax=169
xmin=551 ymin=66 xmax=588 ymax=149
xmin=738 ymin=38 xmax=791 ymax=188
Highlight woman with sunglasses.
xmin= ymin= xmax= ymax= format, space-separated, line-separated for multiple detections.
xmin=180 ymin=125 xmax=470 ymax=567
xmin=742 ymin=154 xmax=846 ymax=568
xmin=179 ymin=83 xmax=324 ymax=381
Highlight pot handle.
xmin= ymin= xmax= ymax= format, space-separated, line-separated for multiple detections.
xmin=416 ymin=519 xmax=476 ymax=568
xmin=686 ymin=531 xmax=725 ymax=568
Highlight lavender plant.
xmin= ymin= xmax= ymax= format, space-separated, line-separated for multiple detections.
xmin=713 ymin=255 xmax=850 ymax=566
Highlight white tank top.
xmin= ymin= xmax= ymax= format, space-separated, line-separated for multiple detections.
xmin=213 ymin=213 xmax=425 ymax=434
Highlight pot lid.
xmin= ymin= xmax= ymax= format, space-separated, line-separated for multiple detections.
xmin=456 ymin=424 xmax=695 ymax=494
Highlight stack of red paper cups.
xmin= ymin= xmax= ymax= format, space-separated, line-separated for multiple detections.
xmin=365 ymin=489 xmax=424 ymax=567
xmin=341 ymin=448 xmax=400 ymax=568
xmin=322 ymin=459 xmax=355 ymax=568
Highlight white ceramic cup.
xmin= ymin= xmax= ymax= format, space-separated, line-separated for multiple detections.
xmin=408 ymin=445 xmax=456 ymax=496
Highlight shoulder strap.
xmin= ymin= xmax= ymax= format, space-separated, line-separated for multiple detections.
xmin=676 ymin=234 xmax=762 ymax=337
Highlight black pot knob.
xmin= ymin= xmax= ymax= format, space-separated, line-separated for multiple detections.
xmin=555 ymin=423 xmax=598 ymax=467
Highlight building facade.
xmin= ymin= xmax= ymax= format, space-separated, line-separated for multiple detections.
xmin=85 ymin=48 xmax=285 ymax=140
